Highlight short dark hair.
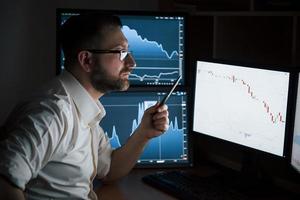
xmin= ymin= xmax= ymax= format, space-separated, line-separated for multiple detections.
xmin=59 ymin=13 xmax=122 ymax=70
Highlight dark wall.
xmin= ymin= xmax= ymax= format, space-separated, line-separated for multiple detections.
xmin=0 ymin=0 xmax=158 ymax=124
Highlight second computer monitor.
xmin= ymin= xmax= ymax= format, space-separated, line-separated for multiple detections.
xmin=291 ymin=73 xmax=300 ymax=172
xmin=99 ymin=91 xmax=190 ymax=167
xmin=193 ymin=60 xmax=290 ymax=157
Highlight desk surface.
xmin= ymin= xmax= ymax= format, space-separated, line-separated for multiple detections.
xmin=95 ymin=167 xmax=300 ymax=200
xmin=95 ymin=169 xmax=177 ymax=200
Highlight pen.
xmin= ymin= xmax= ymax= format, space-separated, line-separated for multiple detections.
xmin=160 ymin=76 xmax=182 ymax=106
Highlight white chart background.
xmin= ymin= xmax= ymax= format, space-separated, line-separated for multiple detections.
xmin=193 ymin=61 xmax=290 ymax=156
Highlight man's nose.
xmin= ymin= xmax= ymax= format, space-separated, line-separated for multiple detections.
xmin=125 ymin=53 xmax=136 ymax=69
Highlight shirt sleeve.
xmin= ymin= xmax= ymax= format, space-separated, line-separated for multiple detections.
xmin=96 ymin=127 xmax=113 ymax=179
xmin=0 ymin=99 xmax=67 ymax=190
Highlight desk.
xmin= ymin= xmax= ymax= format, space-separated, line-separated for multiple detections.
xmin=95 ymin=165 xmax=223 ymax=200
xmin=95 ymin=169 xmax=177 ymax=200
xmin=95 ymin=167 xmax=300 ymax=200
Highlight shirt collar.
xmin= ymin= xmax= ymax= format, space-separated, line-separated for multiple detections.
xmin=59 ymin=70 xmax=106 ymax=126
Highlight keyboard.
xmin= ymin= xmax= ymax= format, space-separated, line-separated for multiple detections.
xmin=142 ymin=171 xmax=249 ymax=200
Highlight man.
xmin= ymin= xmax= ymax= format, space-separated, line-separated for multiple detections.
xmin=0 ymin=13 xmax=169 ymax=200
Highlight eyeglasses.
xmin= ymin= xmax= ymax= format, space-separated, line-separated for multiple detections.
xmin=86 ymin=49 xmax=132 ymax=61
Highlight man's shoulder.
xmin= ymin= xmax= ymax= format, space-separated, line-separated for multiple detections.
xmin=26 ymin=78 xmax=69 ymax=108
xmin=8 ymin=78 xmax=73 ymax=123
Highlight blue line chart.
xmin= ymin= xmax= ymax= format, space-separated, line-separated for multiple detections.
xmin=120 ymin=17 xmax=185 ymax=86
xmin=100 ymin=91 xmax=189 ymax=164
xmin=59 ymin=13 xmax=185 ymax=86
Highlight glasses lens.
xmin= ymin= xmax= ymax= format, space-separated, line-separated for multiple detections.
xmin=120 ymin=51 xmax=130 ymax=61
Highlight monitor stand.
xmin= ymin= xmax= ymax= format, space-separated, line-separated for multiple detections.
xmin=228 ymin=150 xmax=281 ymax=198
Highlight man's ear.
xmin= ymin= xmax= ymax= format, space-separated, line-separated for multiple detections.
xmin=77 ymin=51 xmax=93 ymax=72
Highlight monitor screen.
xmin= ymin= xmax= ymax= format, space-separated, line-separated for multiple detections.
xmin=99 ymin=91 xmax=190 ymax=167
xmin=57 ymin=9 xmax=185 ymax=86
xmin=291 ymin=73 xmax=300 ymax=172
xmin=193 ymin=60 xmax=290 ymax=157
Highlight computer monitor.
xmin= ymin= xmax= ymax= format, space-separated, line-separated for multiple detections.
xmin=56 ymin=9 xmax=186 ymax=86
xmin=193 ymin=60 xmax=291 ymax=157
xmin=291 ymin=73 xmax=300 ymax=172
xmin=99 ymin=91 xmax=191 ymax=167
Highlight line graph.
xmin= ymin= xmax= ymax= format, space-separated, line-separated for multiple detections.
xmin=59 ymin=13 xmax=185 ymax=86
xmin=120 ymin=16 xmax=185 ymax=86
xmin=205 ymin=70 xmax=286 ymax=124
xmin=193 ymin=61 xmax=290 ymax=156
xmin=130 ymin=71 xmax=179 ymax=82
xmin=100 ymin=91 xmax=189 ymax=164
xmin=122 ymin=25 xmax=179 ymax=60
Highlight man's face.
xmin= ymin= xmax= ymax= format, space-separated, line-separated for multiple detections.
xmin=90 ymin=26 xmax=136 ymax=93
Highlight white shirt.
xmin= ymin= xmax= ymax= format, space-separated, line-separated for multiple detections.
xmin=0 ymin=71 xmax=112 ymax=200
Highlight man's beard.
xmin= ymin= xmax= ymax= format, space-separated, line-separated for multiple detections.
xmin=90 ymin=65 xmax=131 ymax=93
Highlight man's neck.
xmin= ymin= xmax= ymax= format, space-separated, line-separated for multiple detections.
xmin=67 ymin=69 xmax=104 ymax=101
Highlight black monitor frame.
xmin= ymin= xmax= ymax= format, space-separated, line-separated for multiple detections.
xmin=56 ymin=8 xmax=188 ymax=90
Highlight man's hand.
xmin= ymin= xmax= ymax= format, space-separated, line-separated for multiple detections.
xmin=103 ymin=102 xmax=169 ymax=182
xmin=137 ymin=102 xmax=169 ymax=139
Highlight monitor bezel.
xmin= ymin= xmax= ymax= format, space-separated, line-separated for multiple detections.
xmin=56 ymin=8 xmax=188 ymax=89
xmin=191 ymin=58 xmax=296 ymax=159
